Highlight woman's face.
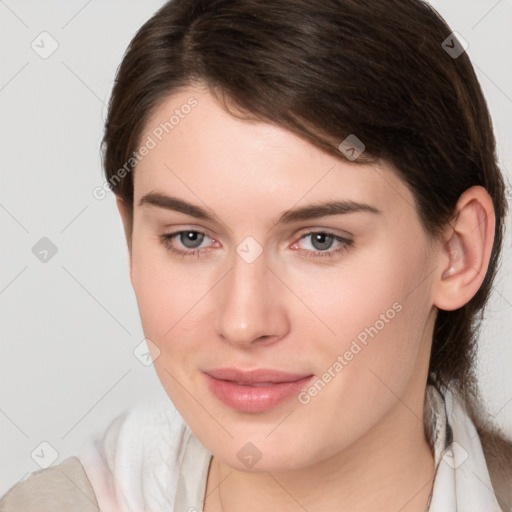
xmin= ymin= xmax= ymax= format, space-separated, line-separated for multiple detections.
xmin=121 ymin=85 xmax=441 ymax=472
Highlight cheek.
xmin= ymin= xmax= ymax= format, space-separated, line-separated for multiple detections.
xmin=309 ymin=236 xmax=434 ymax=395
xmin=129 ymin=234 xmax=218 ymax=382
xmin=303 ymin=237 xmax=430 ymax=345
xmin=130 ymin=243 xmax=203 ymax=409
xmin=130 ymin=237 xmax=192 ymax=343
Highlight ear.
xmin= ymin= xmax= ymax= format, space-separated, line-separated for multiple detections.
xmin=116 ymin=196 xmax=133 ymax=281
xmin=432 ymin=186 xmax=495 ymax=311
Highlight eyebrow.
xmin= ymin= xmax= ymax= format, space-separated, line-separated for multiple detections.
xmin=139 ymin=192 xmax=381 ymax=224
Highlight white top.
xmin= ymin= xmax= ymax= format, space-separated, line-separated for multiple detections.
xmin=77 ymin=384 xmax=503 ymax=512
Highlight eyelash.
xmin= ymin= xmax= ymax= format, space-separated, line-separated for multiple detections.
xmin=159 ymin=230 xmax=353 ymax=260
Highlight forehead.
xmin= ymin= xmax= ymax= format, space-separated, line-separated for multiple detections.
xmin=133 ymin=86 xmax=416 ymax=219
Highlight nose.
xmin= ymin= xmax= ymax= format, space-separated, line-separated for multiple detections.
xmin=214 ymin=248 xmax=289 ymax=348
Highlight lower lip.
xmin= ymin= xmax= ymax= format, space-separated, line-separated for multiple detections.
xmin=203 ymin=373 xmax=315 ymax=412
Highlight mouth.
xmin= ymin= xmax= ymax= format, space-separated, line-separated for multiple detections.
xmin=203 ymin=367 xmax=315 ymax=412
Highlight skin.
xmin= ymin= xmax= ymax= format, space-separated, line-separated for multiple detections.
xmin=116 ymin=84 xmax=495 ymax=512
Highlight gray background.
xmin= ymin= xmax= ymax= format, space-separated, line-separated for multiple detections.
xmin=1 ymin=0 xmax=511 ymax=494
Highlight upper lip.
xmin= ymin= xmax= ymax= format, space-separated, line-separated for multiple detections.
xmin=204 ymin=367 xmax=313 ymax=384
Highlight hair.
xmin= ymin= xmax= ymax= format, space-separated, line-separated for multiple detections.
xmin=101 ymin=0 xmax=512 ymax=503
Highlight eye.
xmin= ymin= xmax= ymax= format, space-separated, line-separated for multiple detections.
xmin=159 ymin=229 xmax=353 ymax=260
xmin=159 ymin=230 xmax=215 ymax=258
xmin=291 ymin=231 xmax=353 ymax=259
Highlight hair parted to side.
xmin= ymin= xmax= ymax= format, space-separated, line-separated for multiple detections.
xmin=101 ymin=0 xmax=512 ymax=492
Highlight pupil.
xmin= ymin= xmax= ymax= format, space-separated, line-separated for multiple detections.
xmin=313 ymin=233 xmax=332 ymax=250
xmin=182 ymin=231 xmax=203 ymax=248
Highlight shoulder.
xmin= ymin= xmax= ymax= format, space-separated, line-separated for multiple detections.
xmin=0 ymin=456 xmax=98 ymax=512
xmin=480 ymin=428 xmax=512 ymax=512
xmin=464 ymin=388 xmax=512 ymax=511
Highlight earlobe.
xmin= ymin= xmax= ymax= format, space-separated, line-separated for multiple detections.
xmin=433 ymin=186 xmax=495 ymax=311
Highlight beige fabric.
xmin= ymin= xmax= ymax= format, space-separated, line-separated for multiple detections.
xmin=0 ymin=456 xmax=99 ymax=512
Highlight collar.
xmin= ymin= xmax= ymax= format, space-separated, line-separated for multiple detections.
xmin=425 ymin=383 xmax=502 ymax=511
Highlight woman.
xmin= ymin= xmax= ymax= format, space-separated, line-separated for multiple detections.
xmin=2 ymin=0 xmax=511 ymax=510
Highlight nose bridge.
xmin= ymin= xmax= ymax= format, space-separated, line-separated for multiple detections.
xmin=214 ymin=243 xmax=287 ymax=346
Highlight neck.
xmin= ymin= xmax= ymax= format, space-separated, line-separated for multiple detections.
xmin=205 ymin=384 xmax=435 ymax=512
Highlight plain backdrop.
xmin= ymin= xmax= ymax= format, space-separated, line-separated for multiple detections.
xmin=1 ymin=0 xmax=511 ymax=495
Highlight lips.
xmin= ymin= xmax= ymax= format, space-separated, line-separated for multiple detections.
xmin=203 ymin=367 xmax=315 ymax=412
xmin=204 ymin=367 xmax=312 ymax=384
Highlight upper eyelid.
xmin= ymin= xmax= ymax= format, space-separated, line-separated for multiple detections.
xmin=296 ymin=228 xmax=353 ymax=240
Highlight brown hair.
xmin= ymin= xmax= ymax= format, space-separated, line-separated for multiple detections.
xmin=101 ymin=0 xmax=512 ymax=502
